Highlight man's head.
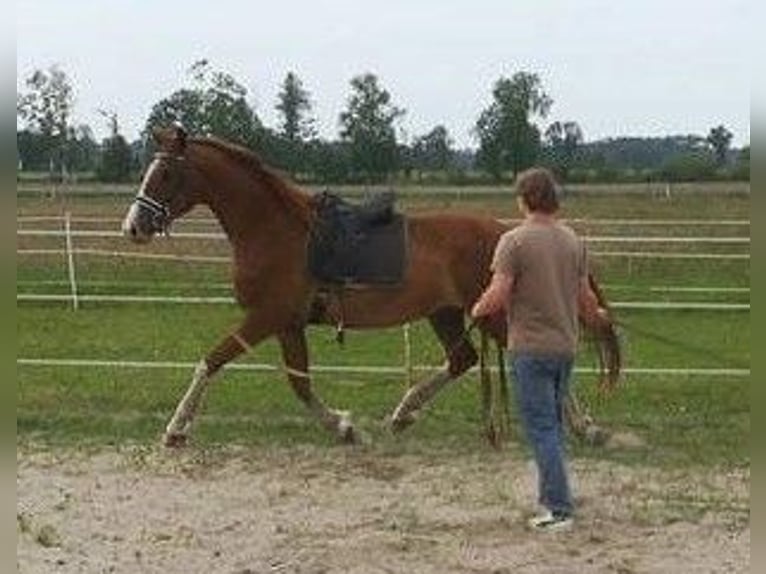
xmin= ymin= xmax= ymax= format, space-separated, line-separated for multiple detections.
xmin=515 ymin=167 xmax=560 ymax=214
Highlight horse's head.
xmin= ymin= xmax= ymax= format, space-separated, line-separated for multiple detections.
xmin=122 ymin=124 xmax=203 ymax=243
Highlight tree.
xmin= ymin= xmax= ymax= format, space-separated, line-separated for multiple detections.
xmin=576 ymin=135 xmax=708 ymax=174
xmin=276 ymin=72 xmax=316 ymax=143
xmin=308 ymin=140 xmax=351 ymax=184
xmin=339 ymin=73 xmax=405 ymax=182
xmin=274 ymin=72 xmax=316 ymax=176
xmin=411 ymin=125 xmax=455 ymax=173
xmin=474 ymin=72 xmax=552 ymax=180
xmin=97 ymin=110 xmax=134 ymax=182
xmin=732 ymin=145 xmax=749 ymax=180
xmin=65 ymin=124 xmax=99 ymax=174
xmin=144 ymin=59 xmax=261 ymax=148
xmin=17 ymin=65 xmax=74 ymax=179
xmin=544 ymin=121 xmax=583 ymax=178
xmin=707 ymin=124 xmax=733 ymax=166
xmin=17 ymin=130 xmax=48 ymax=171
xmin=660 ymin=151 xmax=716 ymax=182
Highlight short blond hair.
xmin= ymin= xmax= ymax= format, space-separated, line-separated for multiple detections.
xmin=516 ymin=167 xmax=560 ymax=214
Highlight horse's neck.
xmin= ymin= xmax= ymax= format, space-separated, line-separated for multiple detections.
xmin=205 ymin=180 xmax=269 ymax=246
xmin=196 ymin=151 xmax=309 ymax=252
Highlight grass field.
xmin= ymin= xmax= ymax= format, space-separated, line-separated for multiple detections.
xmin=16 ymin=184 xmax=750 ymax=469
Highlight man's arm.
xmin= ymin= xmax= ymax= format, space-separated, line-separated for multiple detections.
xmin=471 ymin=271 xmax=513 ymax=319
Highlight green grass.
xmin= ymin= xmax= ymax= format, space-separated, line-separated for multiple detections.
xmin=16 ymin=184 xmax=751 ymax=470
xmin=17 ymin=303 xmax=750 ymax=466
xmin=582 ymin=374 xmax=749 ymax=467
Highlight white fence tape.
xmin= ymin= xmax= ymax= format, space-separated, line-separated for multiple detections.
xmin=15 ymin=278 xmax=752 ymax=295
xmin=16 ymin=357 xmax=750 ymax=378
xmin=17 ymin=247 xmax=749 ymax=263
xmin=17 ymin=227 xmax=750 ymax=244
xmin=18 ymin=248 xmax=230 ymax=263
xmin=18 ymin=215 xmax=751 ymax=226
xmin=16 ymin=292 xmax=750 ymax=311
xmin=18 ymin=229 xmax=227 ymax=240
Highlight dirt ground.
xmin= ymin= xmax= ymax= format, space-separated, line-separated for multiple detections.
xmin=17 ymin=444 xmax=749 ymax=574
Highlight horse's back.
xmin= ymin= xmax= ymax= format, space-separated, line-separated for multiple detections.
xmin=407 ymin=212 xmax=508 ymax=259
xmin=405 ymin=212 xmax=509 ymax=301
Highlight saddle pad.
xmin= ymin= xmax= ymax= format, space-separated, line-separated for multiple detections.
xmin=308 ymin=214 xmax=408 ymax=286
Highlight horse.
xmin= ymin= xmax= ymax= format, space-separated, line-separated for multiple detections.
xmin=121 ymin=124 xmax=620 ymax=448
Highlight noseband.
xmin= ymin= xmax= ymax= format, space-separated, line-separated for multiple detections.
xmin=130 ymin=152 xmax=185 ymax=235
xmin=133 ymin=194 xmax=171 ymax=234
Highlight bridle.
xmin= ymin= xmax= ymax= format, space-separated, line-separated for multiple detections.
xmin=130 ymin=151 xmax=186 ymax=235
xmin=133 ymin=194 xmax=171 ymax=234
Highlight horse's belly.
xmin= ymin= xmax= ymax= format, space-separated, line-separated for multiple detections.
xmin=322 ymin=281 xmax=462 ymax=328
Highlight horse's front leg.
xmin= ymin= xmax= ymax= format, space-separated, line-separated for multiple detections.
xmin=163 ymin=315 xmax=271 ymax=447
xmin=277 ymin=327 xmax=358 ymax=444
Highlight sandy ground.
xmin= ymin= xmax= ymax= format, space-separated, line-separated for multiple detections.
xmin=17 ymin=444 xmax=749 ymax=574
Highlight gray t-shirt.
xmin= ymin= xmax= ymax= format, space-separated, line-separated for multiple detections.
xmin=491 ymin=220 xmax=587 ymax=356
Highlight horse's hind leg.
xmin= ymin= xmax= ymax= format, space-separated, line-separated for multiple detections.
xmin=163 ymin=315 xmax=270 ymax=447
xmin=390 ymin=306 xmax=477 ymax=432
xmin=277 ymin=326 xmax=357 ymax=443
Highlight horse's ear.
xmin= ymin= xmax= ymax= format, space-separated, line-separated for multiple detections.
xmin=152 ymin=123 xmax=187 ymax=154
xmin=152 ymin=128 xmax=174 ymax=149
xmin=152 ymin=127 xmax=171 ymax=146
xmin=171 ymin=121 xmax=187 ymax=152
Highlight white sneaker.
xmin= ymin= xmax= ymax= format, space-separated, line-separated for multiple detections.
xmin=528 ymin=511 xmax=573 ymax=532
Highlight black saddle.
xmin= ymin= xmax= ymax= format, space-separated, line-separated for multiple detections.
xmin=307 ymin=190 xmax=407 ymax=285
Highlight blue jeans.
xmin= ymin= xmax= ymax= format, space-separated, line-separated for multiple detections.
xmin=509 ymin=352 xmax=574 ymax=516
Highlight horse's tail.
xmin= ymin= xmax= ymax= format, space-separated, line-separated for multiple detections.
xmin=585 ymin=272 xmax=622 ymax=391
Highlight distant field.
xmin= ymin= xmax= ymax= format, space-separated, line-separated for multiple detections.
xmin=16 ymin=183 xmax=750 ymax=468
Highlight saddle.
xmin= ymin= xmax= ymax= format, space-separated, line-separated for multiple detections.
xmin=307 ymin=190 xmax=408 ymax=286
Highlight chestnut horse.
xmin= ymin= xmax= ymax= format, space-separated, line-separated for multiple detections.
xmin=122 ymin=125 xmax=620 ymax=447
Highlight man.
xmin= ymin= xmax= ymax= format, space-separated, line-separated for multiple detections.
xmin=471 ymin=167 xmax=607 ymax=532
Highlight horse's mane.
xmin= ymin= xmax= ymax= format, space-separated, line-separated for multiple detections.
xmin=190 ymin=136 xmax=312 ymax=225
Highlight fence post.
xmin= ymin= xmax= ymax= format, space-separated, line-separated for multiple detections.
xmin=64 ymin=211 xmax=79 ymax=310
xmin=403 ymin=322 xmax=413 ymax=387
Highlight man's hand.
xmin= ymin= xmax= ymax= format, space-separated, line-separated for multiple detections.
xmin=471 ymin=272 xmax=513 ymax=319
xmin=578 ymin=277 xmax=611 ymax=330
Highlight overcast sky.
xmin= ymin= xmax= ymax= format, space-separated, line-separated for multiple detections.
xmin=17 ymin=0 xmax=752 ymax=148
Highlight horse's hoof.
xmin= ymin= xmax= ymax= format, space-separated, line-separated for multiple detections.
xmin=339 ymin=424 xmax=358 ymax=445
xmin=333 ymin=410 xmax=358 ymax=444
xmin=162 ymin=432 xmax=188 ymax=448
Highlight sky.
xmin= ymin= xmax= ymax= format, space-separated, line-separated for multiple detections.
xmin=17 ymin=0 xmax=752 ymax=148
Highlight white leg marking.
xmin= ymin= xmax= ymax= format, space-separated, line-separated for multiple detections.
xmin=232 ymin=332 xmax=253 ymax=353
xmin=165 ymin=360 xmax=210 ymax=437
xmin=335 ymin=410 xmax=352 ymax=435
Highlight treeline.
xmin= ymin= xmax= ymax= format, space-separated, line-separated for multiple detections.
xmin=17 ymin=61 xmax=749 ymax=185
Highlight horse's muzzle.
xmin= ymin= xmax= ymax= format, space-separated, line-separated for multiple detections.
xmin=121 ymin=203 xmax=154 ymax=244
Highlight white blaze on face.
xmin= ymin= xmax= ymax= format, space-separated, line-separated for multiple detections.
xmin=120 ymin=202 xmax=141 ymax=236
xmin=122 ymin=159 xmax=161 ymax=240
